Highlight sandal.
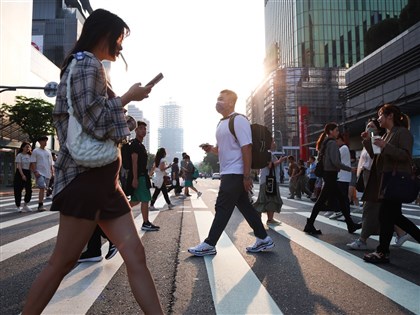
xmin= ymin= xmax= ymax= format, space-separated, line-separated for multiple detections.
xmin=363 ymin=251 xmax=389 ymax=264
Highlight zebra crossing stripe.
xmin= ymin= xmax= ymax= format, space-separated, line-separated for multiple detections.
xmin=269 ymin=223 xmax=420 ymax=314
xmin=193 ymin=211 xmax=283 ymax=315
xmin=43 ymin=211 xmax=158 ymax=314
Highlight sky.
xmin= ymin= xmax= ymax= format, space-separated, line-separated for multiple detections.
xmin=89 ymin=0 xmax=266 ymax=163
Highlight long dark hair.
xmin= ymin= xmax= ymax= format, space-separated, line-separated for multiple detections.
xmin=60 ymin=9 xmax=130 ymax=77
xmin=17 ymin=141 xmax=31 ymax=154
xmin=367 ymin=117 xmax=386 ymax=136
xmin=154 ymin=148 xmax=166 ymax=167
xmin=316 ymin=122 xmax=338 ymax=151
xmin=378 ymin=104 xmax=410 ymax=129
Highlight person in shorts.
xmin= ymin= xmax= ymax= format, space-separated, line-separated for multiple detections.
xmin=130 ymin=121 xmax=160 ymax=231
xmin=31 ymin=136 xmax=53 ymax=211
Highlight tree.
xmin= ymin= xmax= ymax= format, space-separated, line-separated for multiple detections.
xmin=2 ymin=96 xmax=55 ymax=148
xmin=203 ymin=152 xmax=219 ymax=173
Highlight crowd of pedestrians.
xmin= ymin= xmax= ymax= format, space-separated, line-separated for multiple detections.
xmin=6 ymin=8 xmax=418 ymax=314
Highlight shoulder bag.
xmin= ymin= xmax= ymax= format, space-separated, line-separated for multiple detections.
xmin=65 ymin=53 xmax=119 ymax=168
xmin=265 ymin=165 xmax=277 ymax=195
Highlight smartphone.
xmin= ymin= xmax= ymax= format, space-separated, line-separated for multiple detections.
xmin=146 ymin=73 xmax=164 ymax=86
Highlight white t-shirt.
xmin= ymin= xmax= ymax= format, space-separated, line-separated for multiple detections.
xmin=32 ymin=148 xmax=53 ymax=178
xmin=15 ymin=153 xmax=35 ymax=170
xmin=337 ymin=144 xmax=351 ymax=183
xmin=216 ymin=113 xmax=252 ymax=175
xmin=357 ymin=148 xmax=373 ymax=176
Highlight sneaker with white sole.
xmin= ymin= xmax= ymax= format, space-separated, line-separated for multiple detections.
xmin=324 ymin=211 xmax=334 ymax=217
xmin=105 ymin=244 xmax=118 ymax=260
xmin=394 ymin=233 xmax=410 ymax=247
xmin=346 ymin=239 xmax=367 ymax=250
xmin=78 ymin=252 xmax=103 ymax=263
xmin=149 ymin=205 xmax=158 ymax=211
xmin=188 ymin=242 xmax=217 ymax=256
xmin=17 ymin=206 xmax=22 ymax=212
xmin=141 ymin=221 xmax=160 ymax=231
xmin=168 ymin=204 xmax=174 ymax=210
xmin=246 ymin=236 xmax=275 ymax=253
xmin=266 ymin=219 xmax=281 ymax=226
xmin=22 ymin=205 xmax=31 ymax=212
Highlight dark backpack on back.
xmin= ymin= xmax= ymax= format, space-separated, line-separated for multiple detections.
xmin=227 ymin=113 xmax=272 ymax=170
xmin=314 ymin=138 xmax=335 ymax=177
xmin=120 ymin=139 xmax=134 ymax=196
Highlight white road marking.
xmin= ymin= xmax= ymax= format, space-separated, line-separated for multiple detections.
xmin=43 ymin=212 xmax=158 ymax=314
xmin=193 ymin=211 xmax=283 ymax=315
xmin=269 ymin=222 xmax=420 ymax=315
xmin=0 ymin=211 xmax=56 ymax=229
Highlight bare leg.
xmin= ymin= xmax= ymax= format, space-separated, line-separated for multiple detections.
xmin=22 ymin=215 xmax=97 ymax=314
xmin=140 ymin=201 xmax=149 ymax=222
xmin=99 ymin=212 xmax=163 ymax=314
xmin=394 ymin=225 xmax=406 ymax=237
xmin=267 ymin=211 xmax=274 ymax=221
xmin=38 ymin=188 xmax=45 ymax=203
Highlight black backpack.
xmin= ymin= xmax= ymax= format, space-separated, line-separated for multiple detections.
xmin=314 ymin=138 xmax=335 ymax=177
xmin=120 ymin=139 xmax=134 ymax=196
xmin=121 ymin=139 xmax=134 ymax=170
xmin=226 ymin=113 xmax=272 ymax=170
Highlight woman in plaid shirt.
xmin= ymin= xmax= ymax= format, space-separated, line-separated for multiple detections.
xmin=23 ymin=9 xmax=163 ymax=314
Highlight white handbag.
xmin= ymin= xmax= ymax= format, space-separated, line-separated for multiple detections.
xmin=65 ymin=55 xmax=119 ymax=168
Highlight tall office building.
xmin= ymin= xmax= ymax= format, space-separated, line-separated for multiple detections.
xmin=248 ymin=0 xmax=407 ymax=158
xmin=126 ymin=104 xmax=150 ymax=152
xmin=157 ymin=100 xmax=183 ymax=163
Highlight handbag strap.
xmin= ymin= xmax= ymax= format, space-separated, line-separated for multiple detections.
xmin=66 ymin=52 xmax=86 ymax=116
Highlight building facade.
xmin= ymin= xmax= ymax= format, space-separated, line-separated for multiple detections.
xmin=126 ymin=104 xmax=150 ymax=152
xmin=248 ymin=0 xmax=408 ymax=159
xmin=157 ymin=100 xmax=183 ymax=163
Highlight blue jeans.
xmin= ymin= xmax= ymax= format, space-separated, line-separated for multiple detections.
xmin=205 ymin=174 xmax=267 ymax=246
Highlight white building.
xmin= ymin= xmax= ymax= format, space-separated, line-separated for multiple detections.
xmin=126 ymin=104 xmax=150 ymax=152
xmin=158 ymin=100 xmax=183 ymax=163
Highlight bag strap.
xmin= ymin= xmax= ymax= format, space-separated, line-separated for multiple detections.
xmin=218 ymin=113 xmax=244 ymax=142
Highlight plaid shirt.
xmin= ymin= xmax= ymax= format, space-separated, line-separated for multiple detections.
xmin=52 ymin=51 xmax=130 ymax=196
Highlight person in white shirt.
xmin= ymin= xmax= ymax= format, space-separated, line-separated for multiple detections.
xmin=14 ymin=141 xmax=35 ymax=212
xmin=188 ymin=89 xmax=274 ymax=256
xmin=31 ymin=136 xmax=53 ymax=211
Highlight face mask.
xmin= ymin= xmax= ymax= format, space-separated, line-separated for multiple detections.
xmin=216 ymin=101 xmax=226 ymax=113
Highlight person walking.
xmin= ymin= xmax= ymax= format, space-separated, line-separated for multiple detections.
xmin=303 ymin=123 xmax=362 ymax=235
xmin=22 ymin=9 xmax=163 ymax=314
xmin=14 ymin=141 xmax=33 ymax=212
xmin=287 ymin=156 xmax=300 ymax=199
xmin=167 ymin=157 xmax=181 ymax=196
xmin=188 ymin=89 xmax=274 ymax=256
xmin=30 ymin=136 xmax=54 ymax=212
xmin=363 ymin=104 xmax=420 ymax=263
xmin=182 ymin=154 xmax=202 ymax=198
xmin=306 ymin=156 xmax=317 ymax=196
xmin=253 ymin=140 xmax=286 ymax=225
xmin=150 ymin=148 xmax=174 ymax=210
xmin=130 ymin=121 xmax=160 ymax=231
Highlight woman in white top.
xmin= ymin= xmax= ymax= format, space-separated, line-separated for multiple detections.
xmin=150 ymin=148 xmax=174 ymax=210
xmin=14 ymin=142 xmax=34 ymax=212
xmin=253 ymin=140 xmax=287 ymax=225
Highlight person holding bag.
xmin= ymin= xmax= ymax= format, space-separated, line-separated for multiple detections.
xmin=363 ymin=104 xmax=420 ymax=264
xmin=150 ymin=148 xmax=174 ymax=210
xmin=22 ymin=9 xmax=163 ymax=314
xmin=253 ymin=140 xmax=287 ymax=225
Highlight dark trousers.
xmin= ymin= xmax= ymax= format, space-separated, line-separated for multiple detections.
xmin=309 ymin=171 xmax=357 ymax=230
xmin=307 ymin=178 xmax=316 ymax=194
xmin=167 ymin=178 xmax=181 ymax=194
xmin=205 ymin=174 xmax=267 ymax=246
xmin=151 ymin=183 xmax=171 ymax=205
xmin=85 ymin=226 xmax=112 ymax=255
xmin=14 ymin=169 xmax=32 ymax=207
xmin=377 ymin=199 xmax=420 ymax=254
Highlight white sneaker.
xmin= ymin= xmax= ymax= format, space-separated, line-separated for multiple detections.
xmin=149 ymin=205 xmax=157 ymax=211
xmin=246 ymin=236 xmax=275 ymax=253
xmin=324 ymin=211 xmax=334 ymax=217
xmin=17 ymin=206 xmax=22 ymax=212
xmin=394 ymin=233 xmax=410 ymax=247
xmin=22 ymin=205 xmax=31 ymax=212
xmin=168 ymin=204 xmax=174 ymax=210
xmin=188 ymin=242 xmax=216 ymax=256
xmin=346 ymin=239 xmax=367 ymax=250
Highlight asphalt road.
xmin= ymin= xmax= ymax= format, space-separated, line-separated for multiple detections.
xmin=1 ymin=179 xmax=419 ymax=315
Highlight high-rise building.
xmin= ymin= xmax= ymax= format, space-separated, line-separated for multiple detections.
xmin=126 ymin=104 xmax=150 ymax=152
xmin=157 ymin=100 xmax=183 ymax=163
xmin=248 ymin=0 xmax=407 ymax=159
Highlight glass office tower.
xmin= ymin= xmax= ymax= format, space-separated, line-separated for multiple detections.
xmin=249 ymin=0 xmax=407 ymax=158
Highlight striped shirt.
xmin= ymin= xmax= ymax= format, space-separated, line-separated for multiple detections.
xmin=52 ymin=51 xmax=130 ymax=196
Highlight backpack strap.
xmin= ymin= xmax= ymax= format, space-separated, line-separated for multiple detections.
xmin=218 ymin=113 xmax=245 ymax=142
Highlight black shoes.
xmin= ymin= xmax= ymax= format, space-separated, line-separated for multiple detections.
xmin=105 ymin=244 xmax=118 ymax=260
xmin=348 ymin=222 xmax=362 ymax=234
xmin=303 ymin=219 xmax=322 ymax=235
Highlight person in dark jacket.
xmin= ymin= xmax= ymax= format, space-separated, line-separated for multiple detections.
xmin=304 ymin=123 xmax=362 ymax=234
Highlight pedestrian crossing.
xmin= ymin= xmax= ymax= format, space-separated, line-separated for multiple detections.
xmin=0 ymin=186 xmax=419 ymax=314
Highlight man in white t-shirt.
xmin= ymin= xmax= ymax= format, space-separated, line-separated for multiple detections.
xmin=31 ymin=136 xmax=54 ymax=211
xmin=188 ymin=89 xmax=274 ymax=256
xmin=329 ymin=133 xmax=352 ymax=220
